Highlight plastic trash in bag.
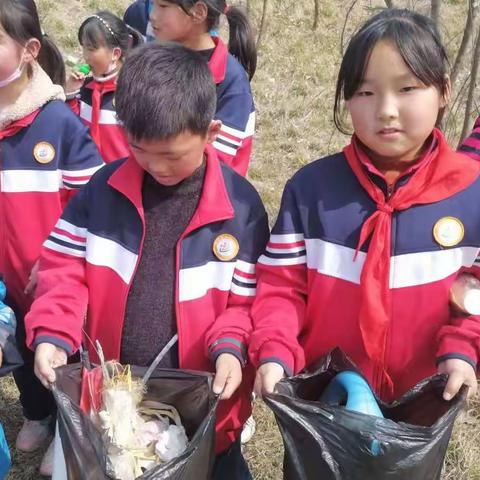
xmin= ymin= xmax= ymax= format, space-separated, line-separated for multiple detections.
xmin=264 ymin=348 xmax=466 ymax=480
xmin=0 ymin=423 xmax=10 ymax=480
xmin=53 ymin=363 xmax=218 ymax=480
xmin=0 ymin=279 xmax=22 ymax=377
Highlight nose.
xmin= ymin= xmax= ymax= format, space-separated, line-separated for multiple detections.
xmin=376 ymin=92 xmax=398 ymax=121
xmin=150 ymin=3 xmax=159 ymax=23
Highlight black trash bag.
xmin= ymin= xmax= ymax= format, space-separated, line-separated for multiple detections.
xmin=0 ymin=332 xmax=23 ymax=377
xmin=264 ymin=348 xmax=466 ymax=480
xmin=53 ymin=363 xmax=218 ymax=480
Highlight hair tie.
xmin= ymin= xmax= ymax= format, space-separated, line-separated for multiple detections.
xmin=224 ymin=4 xmax=230 ymax=14
xmin=90 ymin=14 xmax=116 ymax=39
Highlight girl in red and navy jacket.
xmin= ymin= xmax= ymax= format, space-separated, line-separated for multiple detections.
xmin=66 ymin=11 xmax=143 ymax=163
xmin=460 ymin=116 xmax=480 ymax=161
xmin=0 ymin=0 xmax=103 ymax=474
xmin=26 ymin=43 xmax=268 ymax=479
xmin=251 ymin=9 xmax=480 ymax=407
xmin=149 ymin=0 xmax=256 ymax=177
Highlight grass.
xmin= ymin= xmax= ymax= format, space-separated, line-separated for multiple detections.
xmin=1 ymin=0 xmax=480 ymax=478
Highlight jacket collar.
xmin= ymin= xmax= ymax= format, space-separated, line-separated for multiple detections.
xmin=108 ymin=144 xmax=235 ymax=231
xmin=208 ymin=36 xmax=228 ymax=84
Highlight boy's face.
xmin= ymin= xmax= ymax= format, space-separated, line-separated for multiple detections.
xmin=128 ymin=121 xmax=221 ymax=186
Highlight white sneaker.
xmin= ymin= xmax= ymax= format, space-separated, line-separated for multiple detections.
xmin=16 ymin=417 xmax=51 ymax=452
xmin=240 ymin=415 xmax=256 ymax=444
xmin=39 ymin=439 xmax=55 ymax=477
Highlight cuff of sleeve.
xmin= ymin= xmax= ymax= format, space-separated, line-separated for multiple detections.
xmin=436 ymin=353 xmax=477 ymax=370
xmin=33 ymin=336 xmax=74 ymax=356
xmin=437 ymin=337 xmax=478 ymax=368
xmin=257 ymin=341 xmax=295 ymax=376
xmin=209 ymin=337 xmax=247 ymax=367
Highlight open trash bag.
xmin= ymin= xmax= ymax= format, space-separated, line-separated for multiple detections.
xmin=53 ymin=364 xmax=218 ymax=480
xmin=264 ymin=348 xmax=466 ymax=480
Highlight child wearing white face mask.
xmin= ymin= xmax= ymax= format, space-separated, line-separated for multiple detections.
xmin=65 ymin=11 xmax=143 ymax=164
xmin=0 ymin=0 xmax=103 ymax=475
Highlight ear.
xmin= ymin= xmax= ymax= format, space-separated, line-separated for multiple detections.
xmin=206 ymin=120 xmax=222 ymax=144
xmin=190 ymin=1 xmax=209 ymax=25
xmin=23 ymin=38 xmax=42 ymax=63
xmin=441 ymin=75 xmax=451 ymax=108
xmin=112 ymin=47 xmax=122 ymax=62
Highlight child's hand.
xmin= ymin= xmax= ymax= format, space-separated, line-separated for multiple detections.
xmin=34 ymin=342 xmax=68 ymax=389
xmin=65 ymin=70 xmax=86 ymax=94
xmin=24 ymin=259 xmax=39 ymax=296
xmin=254 ymin=362 xmax=285 ymax=398
xmin=213 ymin=353 xmax=242 ymax=400
xmin=437 ymin=358 xmax=478 ymax=401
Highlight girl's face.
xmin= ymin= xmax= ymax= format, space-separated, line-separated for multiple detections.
xmin=149 ymin=0 xmax=196 ymax=42
xmin=82 ymin=44 xmax=121 ymax=77
xmin=0 ymin=25 xmax=25 ymax=82
xmin=346 ymin=40 xmax=448 ymax=167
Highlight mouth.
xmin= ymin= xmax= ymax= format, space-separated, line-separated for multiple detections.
xmin=378 ymin=128 xmax=402 ymax=136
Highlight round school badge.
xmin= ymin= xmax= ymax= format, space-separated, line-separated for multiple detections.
xmin=213 ymin=234 xmax=240 ymax=261
xmin=33 ymin=142 xmax=55 ymax=164
xmin=433 ymin=217 xmax=464 ymax=247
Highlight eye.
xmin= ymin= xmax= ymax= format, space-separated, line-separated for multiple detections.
xmin=400 ymin=86 xmax=417 ymax=93
xmin=356 ymin=90 xmax=373 ymax=97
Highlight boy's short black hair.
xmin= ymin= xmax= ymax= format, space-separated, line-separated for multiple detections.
xmin=115 ymin=42 xmax=217 ymax=141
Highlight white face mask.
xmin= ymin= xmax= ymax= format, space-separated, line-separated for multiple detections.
xmin=0 ymin=61 xmax=24 ymax=89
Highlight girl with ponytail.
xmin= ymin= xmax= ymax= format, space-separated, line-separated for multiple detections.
xmin=149 ymin=0 xmax=257 ymax=176
xmin=0 ymin=0 xmax=103 ymax=475
xmin=66 ymin=11 xmax=144 ymax=163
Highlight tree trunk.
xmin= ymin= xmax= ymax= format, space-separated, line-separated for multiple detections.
xmin=459 ymin=26 xmax=480 ymax=145
xmin=256 ymin=0 xmax=269 ymax=49
xmin=313 ymin=0 xmax=320 ymax=30
xmin=451 ymin=0 xmax=479 ymax=87
xmin=384 ymin=0 xmax=394 ymax=7
xmin=430 ymin=0 xmax=441 ymax=25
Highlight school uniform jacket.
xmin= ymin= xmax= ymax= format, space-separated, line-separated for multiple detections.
xmin=0 ymin=100 xmax=103 ymax=316
xmin=209 ymin=37 xmax=256 ymax=177
xmin=249 ymin=145 xmax=480 ymax=402
xmin=69 ymin=75 xmax=130 ymax=164
xmin=25 ymin=146 xmax=269 ymax=453
xmin=123 ymin=0 xmax=150 ymax=36
xmin=460 ymin=116 xmax=480 ymax=161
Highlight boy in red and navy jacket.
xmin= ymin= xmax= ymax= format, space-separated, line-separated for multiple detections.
xmin=26 ymin=43 xmax=268 ymax=479
xmin=460 ymin=116 xmax=480 ymax=161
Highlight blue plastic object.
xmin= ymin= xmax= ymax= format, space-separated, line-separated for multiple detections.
xmin=0 ymin=423 xmax=11 ymax=479
xmin=321 ymin=371 xmax=383 ymax=455
xmin=0 ymin=281 xmax=16 ymax=337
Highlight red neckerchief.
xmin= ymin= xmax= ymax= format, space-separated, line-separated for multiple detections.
xmin=208 ymin=36 xmax=228 ymax=84
xmin=85 ymin=76 xmax=117 ymax=147
xmin=0 ymin=109 xmax=40 ymax=141
xmin=343 ymin=128 xmax=480 ymax=369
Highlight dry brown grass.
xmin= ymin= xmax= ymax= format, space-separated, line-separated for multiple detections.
xmin=1 ymin=0 xmax=479 ymax=478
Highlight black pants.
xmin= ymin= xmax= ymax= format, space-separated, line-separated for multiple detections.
xmin=212 ymin=439 xmax=252 ymax=480
xmin=10 ymin=298 xmax=56 ymax=421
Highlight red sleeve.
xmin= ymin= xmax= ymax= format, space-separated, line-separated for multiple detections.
xmin=206 ymin=208 xmax=269 ymax=366
xmin=248 ymin=182 xmax=308 ymax=375
xmin=25 ymin=189 xmax=90 ymax=354
xmin=437 ymin=261 xmax=480 ymax=369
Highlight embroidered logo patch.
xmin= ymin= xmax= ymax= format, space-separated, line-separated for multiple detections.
xmin=33 ymin=142 xmax=55 ymax=164
xmin=433 ymin=217 xmax=464 ymax=247
xmin=213 ymin=234 xmax=239 ymax=261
